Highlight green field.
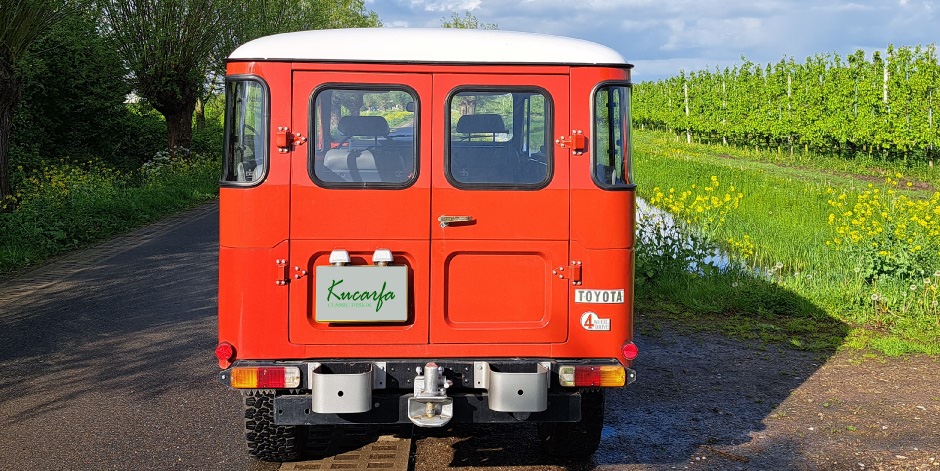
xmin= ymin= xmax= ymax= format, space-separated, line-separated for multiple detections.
xmin=633 ymin=129 xmax=940 ymax=355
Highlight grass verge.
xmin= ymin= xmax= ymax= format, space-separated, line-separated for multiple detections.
xmin=634 ymin=129 xmax=940 ymax=355
xmin=0 ymin=155 xmax=219 ymax=282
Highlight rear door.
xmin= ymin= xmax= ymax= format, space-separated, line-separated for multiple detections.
xmin=288 ymin=71 xmax=431 ymax=345
xmin=430 ymin=73 xmax=570 ymax=344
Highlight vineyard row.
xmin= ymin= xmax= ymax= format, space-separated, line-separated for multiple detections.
xmin=633 ymin=45 xmax=939 ymax=163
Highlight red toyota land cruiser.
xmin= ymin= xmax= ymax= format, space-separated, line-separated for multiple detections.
xmin=217 ymin=28 xmax=637 ymax=462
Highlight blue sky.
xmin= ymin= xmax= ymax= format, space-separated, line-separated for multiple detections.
xmin=365 ymin=0 xmax=938 ymax=81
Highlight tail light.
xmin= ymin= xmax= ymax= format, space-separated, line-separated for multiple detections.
xmin=558 ymin=365 xmax=626 ymax=387
xmin=230 ymin=366 xmax=301 ymax=389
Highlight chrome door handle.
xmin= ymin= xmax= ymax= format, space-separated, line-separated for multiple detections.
xmin=438 ymin=215 xmax=474 ymax=228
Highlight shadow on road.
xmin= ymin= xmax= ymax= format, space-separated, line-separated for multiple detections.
xmin=0 ymin=203 xmax=853 ymax=469
xmin=412 ymin=274 xmax=849 ymax=469
xmin=0 ymin=208 xmax=220 ymax=421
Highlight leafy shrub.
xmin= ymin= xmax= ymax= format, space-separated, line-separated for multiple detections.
xmin=0 ymin=153 xmax=218 ymax=276
xmin=827 ymin=177 xmax=940 ymax=282
xmin=12 ymin=12 xmax=166 ymax=173
xmin=637 ymin=176 xmax=751 ymax=282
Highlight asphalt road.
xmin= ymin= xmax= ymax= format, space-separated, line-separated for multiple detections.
xmin=0 ymin=202 xmax=837 ymax=471
xmin=0 ymin=204 xmax=275 ymax=470
xmin=3 ymin=202 xmax=935 ymax=470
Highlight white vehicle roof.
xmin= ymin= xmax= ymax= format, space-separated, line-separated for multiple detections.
xmin=229 ymin=28 xmax=629 ymax=66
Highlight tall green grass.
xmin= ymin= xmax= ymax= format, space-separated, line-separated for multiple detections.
xmin=0 ymin=155 xmax=219 ymax=279
xmin=634 ymin=129 xmax=940 ymax=355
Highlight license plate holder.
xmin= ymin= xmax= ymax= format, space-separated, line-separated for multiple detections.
xmin=315 ymin=265 xmax=408 ymax=322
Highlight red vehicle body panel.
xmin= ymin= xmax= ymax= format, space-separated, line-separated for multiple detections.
xmin=218 ymin=60 xmax=634 ymax=368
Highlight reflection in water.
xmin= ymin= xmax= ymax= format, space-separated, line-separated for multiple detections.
xmin=636 ymin=198 xmax=732 ymax=272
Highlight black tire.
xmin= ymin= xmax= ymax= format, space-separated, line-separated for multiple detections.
xmin=243 ymin=390 xmax=307 ymax=462
xmin=537 ymin=389 xmax=605 ymax=458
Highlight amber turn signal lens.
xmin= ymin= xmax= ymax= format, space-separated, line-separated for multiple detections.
xmin=230 ymin=366 xmax=301 ymax=389
xmin=558 ymin=365 xmax=626 ymax=387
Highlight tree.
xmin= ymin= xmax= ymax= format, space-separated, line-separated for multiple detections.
xmin=0 ymin=0 xmax=62 ymax=204
xmin=236 ymin=0 xmax=379 ymax=42
xmin=101 ymin=0 xmax=380 ymax=154
xmin=12 ymin=10 xmax=163 ymax=171
xmin=441 ymin=10 xmax=497 ymax=30
xmin=194 ymin=0 xmax=380 ymax=131
xmin=100 ymin=0 xmax=238 ymax=153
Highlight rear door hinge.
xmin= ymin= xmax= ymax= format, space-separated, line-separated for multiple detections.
xmin=275 ymin=259 xmax=290 ymax=285
xmin=555 ymin=130 xmax=587 ymax=155
xmin=553 ymin=261 xmax=582 ymax=285
xmin=276 ymin=126 xmax=307 ymax=154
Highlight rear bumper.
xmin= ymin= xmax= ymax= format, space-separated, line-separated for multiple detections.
xmin=221 ymin=359 xmax=636 ymax=426
xmin=275 ymin=391 xmax=584 ymax=425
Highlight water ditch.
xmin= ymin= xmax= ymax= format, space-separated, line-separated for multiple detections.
xmin=635 ymin=197 xmax=735 ymax=273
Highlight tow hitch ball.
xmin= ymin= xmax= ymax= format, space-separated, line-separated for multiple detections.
xmin=407 ymin=362 xmax=454 ymax=427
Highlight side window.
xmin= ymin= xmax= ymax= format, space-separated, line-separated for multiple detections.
xmin=311 ymin=87 xmax=417 ymax=188
xmin=222 ymin=78 xmax=267 ymax=184
xmin=593 ymin=84 xmax=633 ymax=188
xmin=447 ymin=89 xmax=551 ymax=188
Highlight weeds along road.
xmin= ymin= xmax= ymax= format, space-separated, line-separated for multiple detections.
xmin=0 ymin=203 xmax=938 ymax=470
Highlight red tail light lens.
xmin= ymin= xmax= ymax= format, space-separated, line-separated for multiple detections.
xmin=575 ymin=367 xmax=602 ymax=385
xmin=230 ymin=366 xmax=301 ymax=389
xmin=559 ymin=365 xmax=626 ymax=387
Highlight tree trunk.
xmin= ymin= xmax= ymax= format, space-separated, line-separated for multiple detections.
xmin=0 ymin=62 xmax=19 ymax=206
xmin=0 ymin=100 xmax=13 ymax=206
xmin=194 ymin=97 xmax=206 ymax=132
xmin=164 ymin=102 xmax=196 ymax=155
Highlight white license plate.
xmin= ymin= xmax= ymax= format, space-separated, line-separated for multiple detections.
xmin=315 ymin=265 xmax=408 ymax=322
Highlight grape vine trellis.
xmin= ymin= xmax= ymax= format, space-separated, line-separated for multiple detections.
xmin=634 ymin=45 xmax=940 ymax=164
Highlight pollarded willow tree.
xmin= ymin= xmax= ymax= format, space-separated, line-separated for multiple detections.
xmin=100 ymin=0 xmax=240 ymax=153
xmin=101 ymin=0 xmax=379 ymax=153
xmin=195 ymin=0 xmax=380 ymax=130
xmin=0 ymin=0 xmax=62 ymax=205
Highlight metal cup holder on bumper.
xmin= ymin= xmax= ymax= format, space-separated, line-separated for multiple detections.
xmin=309 ymin=363 xmax=374 ymax=414
xmin=473 ymin=362 xmax=550 ymax=413
xmin=235 ymin=359 xmax=634 ymax=427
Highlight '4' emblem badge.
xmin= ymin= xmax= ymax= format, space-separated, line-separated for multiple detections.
xmin=580 ymin=312 xmax=611 ymax=331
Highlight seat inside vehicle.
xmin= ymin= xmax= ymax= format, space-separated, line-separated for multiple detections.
xmin=320 ymin=115 xmax=407 ymax=183
xmin=450 ymin=113 xmax=520 ymax=184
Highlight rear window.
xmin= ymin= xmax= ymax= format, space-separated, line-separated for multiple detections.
xmin=310 ymin=87 xmax=417 ymax=188
xmin=446 ymin=89 xmax=551 ymax=189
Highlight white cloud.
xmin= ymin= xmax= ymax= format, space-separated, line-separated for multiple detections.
xmin=661 ymin=17 xmax=764 ymax=52
xmin=410 ymin=0 xmax=482 ymax=12
xmin=366 ymin=0 xmax=940 ymax=81
xmin=620 ymin=19 xmax=659 ymax=33
xmin=812 ymin=2 xmax=877 ymax=11
xmin=632 ymin=57 xmax=741 ymax=82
